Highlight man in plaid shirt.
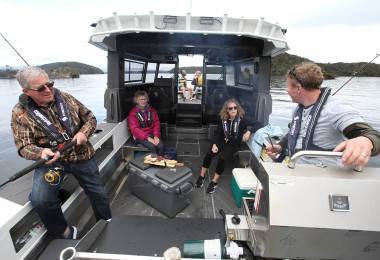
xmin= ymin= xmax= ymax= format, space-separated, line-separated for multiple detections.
xmin=11 ymin=66 xmax=111 ymax=239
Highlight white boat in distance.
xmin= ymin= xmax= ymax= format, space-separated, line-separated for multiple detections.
xmin=1 ymin=11 xmax=379 ymax=260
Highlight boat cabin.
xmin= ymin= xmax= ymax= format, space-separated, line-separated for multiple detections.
xmin=90 ymin=12 xmax=289 ymax=132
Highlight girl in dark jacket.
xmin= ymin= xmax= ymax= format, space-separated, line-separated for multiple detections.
xmin=196 ymin=99 xmax=247 ymax=193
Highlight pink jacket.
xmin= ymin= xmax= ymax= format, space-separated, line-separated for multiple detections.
xmin=128 ymin=105 xmax=161 ymax=140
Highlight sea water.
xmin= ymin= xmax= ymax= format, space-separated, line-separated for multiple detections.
xmin=0 ymin=75 xmax=379 ymax=185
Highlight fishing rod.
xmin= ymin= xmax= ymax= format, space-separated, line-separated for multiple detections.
xmin=332 ymin=53 xmax=380 ymax=96
xmin=0 ymin=32 xmax=29 ymax=66
xmin=0 ymin=140 xmax=77 ymax=189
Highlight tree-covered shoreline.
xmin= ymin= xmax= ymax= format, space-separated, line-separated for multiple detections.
xmin=0 ymin=62 xmax=103 ymax=79
xmin=182 ymin=53 xmax=380 ymax=79
xmin=1 ymin=54 xmax=379 ymax=79
xmin=270 ymin=53 xmax=380 ymax=78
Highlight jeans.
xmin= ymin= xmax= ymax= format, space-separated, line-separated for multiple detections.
xmin=29 ymin=158 xmax=112 ymax=237
xmin=135 ymin=138 xmax=164 ymax=156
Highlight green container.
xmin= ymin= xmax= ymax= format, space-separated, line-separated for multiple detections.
xmin=231 ymin=168 xmax=257 ymax=207
xmin=183 ymin=239 xmax=226 ymax=259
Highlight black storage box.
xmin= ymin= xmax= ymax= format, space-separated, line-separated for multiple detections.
xmin=129 ymin=156 xmax=193 ymax=217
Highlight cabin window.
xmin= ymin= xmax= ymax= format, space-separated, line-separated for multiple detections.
xmin=146 ymin=62 xmax=157 ymax=83
xmin=157 ymin=63 xmax=175 ymax=78
xmin=237 ymin=61 xmax=255 ymax=87
xmin=206 ymin=65 xmax=223 ymax=80
xmin=225 ymin=65 xmax=235 ymax=86
xmin=124 ymin=60 xmax=145 ymax=83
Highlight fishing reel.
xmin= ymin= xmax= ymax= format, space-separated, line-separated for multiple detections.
xmin=44 ymin=165 xmax=64 ymax=183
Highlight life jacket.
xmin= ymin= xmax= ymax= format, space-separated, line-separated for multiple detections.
xmin=192 ymin=76 xmax=202 ymax=86
xmin=178 ymin=74 xmax=187 ymax=88
xmin=19 ymin=89 xmax=78 ymax=148
xmin=222 ymin=117 xmax=240 ymax=143
xmin=287 ymin=87 xmax=331 ymax=156
xmin=135 ymin=106 xmax=153 ymax=129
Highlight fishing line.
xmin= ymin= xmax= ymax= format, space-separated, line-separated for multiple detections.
xmin=0 ymin=32 xmax=29 ymax=66
xmin=332 ymin=53 xmax=379 ymax=96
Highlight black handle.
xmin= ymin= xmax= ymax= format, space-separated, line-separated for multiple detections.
xmin=9 ymin=140 xmax=77 ymax=182
xmin=232 ymin=213 xmax=241 ymax=224
xmin=219 ymin=209 xmax=227 ymax=221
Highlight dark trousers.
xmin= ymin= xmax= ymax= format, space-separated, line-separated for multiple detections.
xmin=135 ymin=138 xmax=164 ymax=156
xmin=202 ymin=143 xmax=239 ymax=175
xmin=29 ymin=158 xmax=112 ymax=237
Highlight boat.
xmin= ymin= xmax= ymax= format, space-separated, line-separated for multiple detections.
xmin=1 ymin=11 xmax=380 ymax=260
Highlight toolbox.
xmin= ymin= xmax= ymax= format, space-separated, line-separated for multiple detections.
xmin=129 ymin=155 xmax=194 ymax=217
xmin=231 ymin=168 xmax=257 ymax=207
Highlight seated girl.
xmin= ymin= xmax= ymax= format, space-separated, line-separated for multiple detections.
xmin=195 ymin=99 xmax=248 ymax=193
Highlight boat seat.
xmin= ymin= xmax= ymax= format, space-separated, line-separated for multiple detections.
xmin=205 ymin=79 xmax=224 ymax=93
xmin=204 ymin=89 xmax=231 ymax=123
xmin=153 ymin=78 xmax=173 ymax=102
xmin=123 ymin=123 xmax=167 ymax=156
xmin=154 ymin=78 xmax=172 ymax=87
xmin=123 ymin=122 xmax=166 ymax=162
xmin=233 ymin=142 xmax=252 ymax=168
xmin=124 ymin=135 xmax=149 ymax=152
xmin=148 ymin=87 xmax=172 ymax=112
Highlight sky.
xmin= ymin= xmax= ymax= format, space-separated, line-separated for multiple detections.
xmin=1 ymin=0 xmax=379 ymax=69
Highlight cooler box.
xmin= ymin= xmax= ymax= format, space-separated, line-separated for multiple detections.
xmin=129 ymin=155 xmax=194 ymax=217
xmin=231 ymin=168 xmax=257 ymax=207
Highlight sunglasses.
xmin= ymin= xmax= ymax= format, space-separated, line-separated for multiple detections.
xmin=228 ymin=106 xmax=238 ymax=110
xmin=26 ymin=81 xmax=54 ymax=92
xmin=289 ymin=67 xmax=303 ymax=86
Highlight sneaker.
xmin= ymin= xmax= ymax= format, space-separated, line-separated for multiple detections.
xmin=63 ymin=226 xmax=78 ymax=239
xmin=183 ymin=97 xmax=186 ymax=102
xmin=206 ymin=181 xmax=218 ymax=194
xmin=195 ymin=176 xmax=205 ymax=188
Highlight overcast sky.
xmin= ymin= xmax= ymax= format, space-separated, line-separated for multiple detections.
xmin=1 ymin=0 xmax=379 ymax=68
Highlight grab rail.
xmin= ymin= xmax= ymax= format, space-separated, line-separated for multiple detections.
xmin=288 ymin=151 xmax=363 ymax=172
xmin=110 ymin=92 xmax=114 ymax=120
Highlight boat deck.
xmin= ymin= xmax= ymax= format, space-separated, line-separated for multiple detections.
xmin=112 ymin=137 xmax=244 ymax=219
xmin=37 ymin=137 xmax=255 ymax=260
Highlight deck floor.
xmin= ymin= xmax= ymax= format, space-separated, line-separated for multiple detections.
xmin=177 ymin=93 xmax=202 ymax=104
xmin=111 ymin=138 xmax=245 ymax=219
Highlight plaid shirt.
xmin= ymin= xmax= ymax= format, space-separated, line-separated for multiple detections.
xmin=11 ymin=90 xmax=96 ymax=163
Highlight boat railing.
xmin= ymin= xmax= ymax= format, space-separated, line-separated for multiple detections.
xmin=60 ymin=246 xmax=201 ymax=260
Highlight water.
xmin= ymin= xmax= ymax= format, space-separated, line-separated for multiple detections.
xmin=0 ymin=75 xmax=379 ymax=185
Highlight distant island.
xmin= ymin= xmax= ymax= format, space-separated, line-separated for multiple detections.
xmin=39 ymin=62 xmax=104 ymax=78
xmin=1 ymin=54 xmax=380 ymax=79
xmin=270 ymin=53 xmax=380 ymax=78
xmin=181 ymin=53 xmax=380 ymax=79
xmin=0 ymin=61 xmax=104 ymax=79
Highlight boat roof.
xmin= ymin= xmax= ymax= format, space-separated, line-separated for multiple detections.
xmin=89 ymin=12 xmax=289 ymax=62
